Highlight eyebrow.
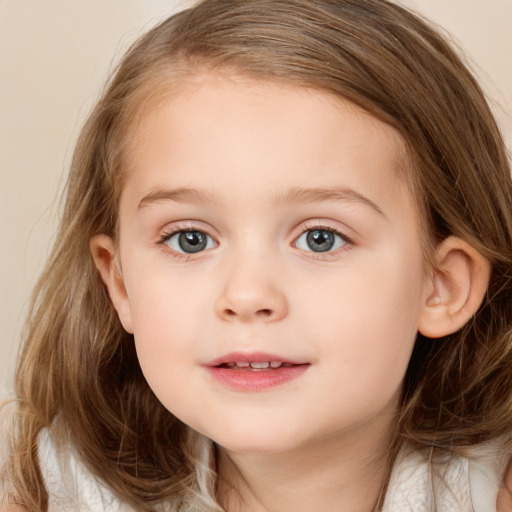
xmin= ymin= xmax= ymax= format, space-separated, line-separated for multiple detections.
xmin=138 ymin=187 xmax=218 ymax=209
xmin=278 ymin=186 xmax=386 ymax=217
xmin=138 ymin=185 xmax=385 ymax=217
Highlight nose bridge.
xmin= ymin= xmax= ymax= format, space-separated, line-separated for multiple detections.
xmin=215 ymin=240 xmax=288 ymax=322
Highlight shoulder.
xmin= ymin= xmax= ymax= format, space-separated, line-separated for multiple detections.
xmin=1 ymin=408 xmax=137 ymax=512
xmin=467 ymin=441 xmax=508 ymax=511
xmin=37 ymin=428 xmax=135 ymax=512
xmin=382 ymin=442 xmax=507 ymax=512
xmin=0 ymin=504 xmax=26 ymax=512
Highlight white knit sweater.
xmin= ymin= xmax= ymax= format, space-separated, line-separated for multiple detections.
xmin=37 ymin=429 xmax=503 ymax=511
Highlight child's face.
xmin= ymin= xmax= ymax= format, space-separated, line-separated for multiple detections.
xmin=111 ymin=73 xmax=430 ymax=453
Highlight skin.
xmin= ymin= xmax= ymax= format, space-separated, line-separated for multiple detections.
xmin=91 ymin=73 xmax=492 ymax=511
xmin=498 ymin=467 xmax=512 ymax=512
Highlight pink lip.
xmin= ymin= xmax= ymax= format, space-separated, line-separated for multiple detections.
xmin=204 ymin=352 xmax=310 ymax=391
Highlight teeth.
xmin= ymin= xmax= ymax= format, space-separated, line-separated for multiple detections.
xmin=250 ymin=362 xmax=270 ymax=369
xmin=223 ymin=361 xmax=290 ymax=369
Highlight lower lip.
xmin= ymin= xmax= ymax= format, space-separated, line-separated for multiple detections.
xmin=206 ymin=365 xmax=309 ymax=391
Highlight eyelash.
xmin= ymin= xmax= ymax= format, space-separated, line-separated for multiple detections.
xmin=157 ymin=223 xmax=354 ymax=260
xmin=157 ymin=225 xmax=217 ymax=261
xmin=294 ymin=223 xmax=353 ymax=260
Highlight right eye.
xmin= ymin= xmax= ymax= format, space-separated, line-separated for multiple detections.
xmin=163 ymin=230 xmax=216 ymax=254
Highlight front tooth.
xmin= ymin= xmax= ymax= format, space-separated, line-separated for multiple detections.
xmin=236 ymin=361 xmax=250 ymax=368
xmin=250 ymin=362 xmax=270 ymax=369
xmin=270 ymin=361 xmax=283 ymax=368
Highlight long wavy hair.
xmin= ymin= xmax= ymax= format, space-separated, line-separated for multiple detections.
xmin=4 ymin=0 xmax=512 ymax=510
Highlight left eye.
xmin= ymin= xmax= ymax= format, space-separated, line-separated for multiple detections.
xmin=295 ymin=229 xmax=347 ymax=253
xmin=164 ymin=230 xmax=216 ymax=254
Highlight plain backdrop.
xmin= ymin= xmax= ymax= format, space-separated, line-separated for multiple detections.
xmin=1 ymin=0 xmax=511 ymax=395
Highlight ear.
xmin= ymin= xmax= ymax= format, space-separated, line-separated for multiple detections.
xmin=418 ymin=236 xmax=491 ymax=338
xmin=90 ymin=234 xmax=134 ymax=333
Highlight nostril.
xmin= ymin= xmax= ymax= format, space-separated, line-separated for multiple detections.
xmin=225 ymin=309 xmax=236 ymax=316
xmin=257 ymin=309 xmax=272 ymax=316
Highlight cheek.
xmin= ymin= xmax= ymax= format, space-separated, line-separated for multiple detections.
xmin=130 ymin=296 xmax=201 ymax=418
xmin=123 ymin=267 xmax=204 ymax=381
xmin=124 ymin=248 xmax=206 ymax=328
xmin=299 ymin=245 xmax=424 ymax=382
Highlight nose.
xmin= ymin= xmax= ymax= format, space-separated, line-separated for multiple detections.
xmin=214 ymin=256 xmax=289 ymax=323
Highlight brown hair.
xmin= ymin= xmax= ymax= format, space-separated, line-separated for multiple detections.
xmin=4 ymin=0 xmax=512 ymax=510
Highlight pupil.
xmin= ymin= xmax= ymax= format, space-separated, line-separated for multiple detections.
xmin=178 ymin=231 xmax=207 ymax=253
xmin=306 ymin=230 xmax=334 ymax=252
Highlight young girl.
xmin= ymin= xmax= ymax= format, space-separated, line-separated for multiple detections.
xmin=3 ymin=0 xmax=512 ymax=510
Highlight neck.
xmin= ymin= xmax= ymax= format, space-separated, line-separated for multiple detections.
xmin=216 ymin=416 xmax=395 ymax=512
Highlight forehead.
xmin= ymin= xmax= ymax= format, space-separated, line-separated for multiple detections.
xmin=120 ymin=72 xmax=414 ymax=215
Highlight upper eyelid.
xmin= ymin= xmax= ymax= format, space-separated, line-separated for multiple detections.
xmin=158 ymin=221 xmax=218 ymax=241
xmin=294 ymin=227 xmax=351 ymax=250
xmin=160 ymin=228 xmax=213 ymax=243
xmin=292 ymin=221 xmax=355 ymax=243
xmin=156 ymin=219 xmax=356 ymax=243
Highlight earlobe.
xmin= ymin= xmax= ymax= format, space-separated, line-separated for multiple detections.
xmin=90 ymin=234 xmax=134 ymax=334
xmin=418 ymin=236 xmax=491 ymax=338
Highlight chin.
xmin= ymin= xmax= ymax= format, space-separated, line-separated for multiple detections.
xmin=225 ymin=439 xmax=286 ymax=453
xmin=206 ymin=427 xmax=305 ymax=455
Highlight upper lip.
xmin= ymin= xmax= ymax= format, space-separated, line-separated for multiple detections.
xmin=204 ymin=352 xmax=307 ymax=367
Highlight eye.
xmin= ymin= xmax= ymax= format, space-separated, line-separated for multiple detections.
xmin=164 ymin=230 xmax=216 ymax=254
xmin=295 ymin=228 xmax=348 ymax=253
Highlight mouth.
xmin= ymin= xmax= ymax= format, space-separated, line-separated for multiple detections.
xmin=205 ymin=352 xmax=310 ymax=391
xmin=217 ymin=361 xmax=298 ymax=370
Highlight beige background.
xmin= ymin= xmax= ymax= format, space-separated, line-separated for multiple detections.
xmin=1 ymin=0 xmax=511 ymax=395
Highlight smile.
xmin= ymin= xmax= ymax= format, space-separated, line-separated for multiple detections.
xmin=205 ymin=352 xmax=310 ymax=391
